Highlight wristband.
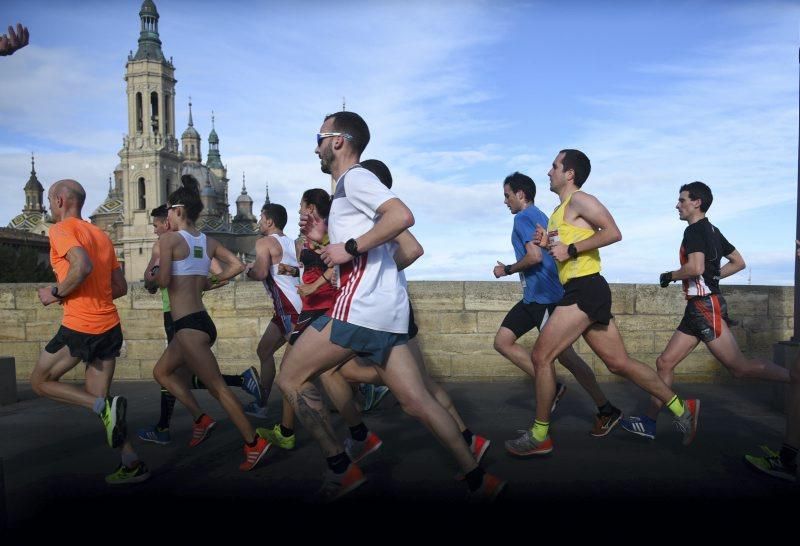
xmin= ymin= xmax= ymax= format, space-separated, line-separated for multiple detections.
xmin=567 ymin=243 xmax=578 ymax=259
xmin=345 ymin=238 xmax=361 ymax=257
xmin=51 ymin=285 xmax=62 ymax=299
xmin=503 ymin=264 xmax=512 ymax=276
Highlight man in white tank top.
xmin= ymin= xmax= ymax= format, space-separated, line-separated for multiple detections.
xmin=244 ymin=203 xmax=301 ymax=418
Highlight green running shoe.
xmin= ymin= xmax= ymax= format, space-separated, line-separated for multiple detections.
xmin=257 ymin=424 xmax=295 ymax=450
xmin=105 ymin=462 xmax=151 ymax=485
xmin=744 ymin=453 xmax=797 ymax=482
xmin=99 ymin=396 xmax=127 ymax=448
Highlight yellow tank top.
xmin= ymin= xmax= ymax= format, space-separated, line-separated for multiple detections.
xmin=547 ymin=190 xmax=601 ymax=284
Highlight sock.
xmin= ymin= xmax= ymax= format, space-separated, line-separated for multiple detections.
xmin=280 ymin=425 xmax=294 ymax=437
xmin=246 ymin=437 xmax=259 ymax=448
xmin=194 ymin=413 xmax=207 ymax=424
xmin=779 ymin=443 xmax=798 ymax=469
xmin=156 ymin=387 xmax=176 ymax=430
xmin=531 ymin=420 xmax=549 ymax=442
xmin=597 ymin=401 xmax=615 ymax=416
xmin=462 ymin=428 xmax=474 ymax=446
xmin=326 ymin=452 xmax=351 ymax=474
xmin=121 ymin=450 xmax=138 ymax=468
xmin=349 ymin=422 xmax=368 ymax=441
xmin=92 ymin=397 xmax=106 ymax=416
xmin=665 ymin=395 xmax=685 ymax=417
xmin=223 ymin=374 xmax=242 ymax=387
xmin=464 ymin=466 xmax=486 ymax=492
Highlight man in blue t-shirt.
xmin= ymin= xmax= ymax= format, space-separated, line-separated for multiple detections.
xmin=493 ymin=172 xmax=622 ymax=443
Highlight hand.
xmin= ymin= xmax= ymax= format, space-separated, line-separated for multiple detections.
xmin=277 ymin=263 xmax=297 ymax=276
xmin=297 ymin=283 xmax=316 ymax=298
xmin=493 ymin=261 xmax=506 ymax=278
xmin=549 ymin=243 xmax=570 ymax=262
xmin=320 ymin=243 xmax=351 ymax=266
xmin=0 ymin=24 xmax=29 ymax=56
xmin=37 ymin=286 xmax=60 ymax=306
xmin=204 ymin=277 xmax=229 ymax=291
xmin=659 ymin=271 xmax=673 ymax=288
xmin=533 ymin=223 xmax=549 ymax=248
xmin=300 ymin=211 xmax=326 ymax=243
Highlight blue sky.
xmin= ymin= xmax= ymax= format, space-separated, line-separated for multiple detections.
xmin=1 ymin=0 xmax=798 ymax=284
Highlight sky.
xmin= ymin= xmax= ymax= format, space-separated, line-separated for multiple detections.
xmin=0 ymin=0 xmax=798 ymax=284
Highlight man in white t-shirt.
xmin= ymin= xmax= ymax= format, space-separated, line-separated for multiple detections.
xmin=275 ymin=111 xmax=505 ymax=502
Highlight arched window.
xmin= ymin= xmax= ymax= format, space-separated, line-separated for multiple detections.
xmin=150 ymin=92 xmax=159 ymax=133
xmin=138 ymin=178 xmax=146 ymax=210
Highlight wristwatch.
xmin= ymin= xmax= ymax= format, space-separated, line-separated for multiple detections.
xmin=567 ymin=243 xmax=578 ymax=259
xmin=345 ymin=238 xmax=361 ymax=257
xmin=51 ymin=285 xmax=62 ymax=299
xmin=504 ymin=264 xmax=512 ymax=276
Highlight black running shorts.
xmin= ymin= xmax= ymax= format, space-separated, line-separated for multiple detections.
xmin=173 ymin=310 xmax=217 ymax=345
xmin=557 ymin=273 xmax=613 ymax=325
xmin=677 ymin=294 xmax=731 ymax=343
xmin=500 ymin=300 xmax=557 ymax=338
xmin=163 ymin=312 xmax=175 ymax=343
xmin=45 ymin=323 xmax=123 ymax=364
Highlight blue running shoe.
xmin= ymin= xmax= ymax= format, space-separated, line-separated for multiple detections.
xmin=621 ymin=415 xmax=656 ymax=440
xmin=244 ymin=400 xmax=269 ymax=419
xmin=241 ymin=366 xmax=263 ymax=406
xmin=137 ymin=425 xmax=171 ymax=445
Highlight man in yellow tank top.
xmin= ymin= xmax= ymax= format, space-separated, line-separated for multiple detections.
xmin=505 ymin=149 xmax=700 ymax=457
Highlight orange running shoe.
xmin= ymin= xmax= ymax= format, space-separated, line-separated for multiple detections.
xmin=189 ymin=414 xmax=216 ymax=447
xmin=239 ymin=436 xmax=271 ymax=471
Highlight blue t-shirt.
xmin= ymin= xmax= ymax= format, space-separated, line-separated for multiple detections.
xmin=512 ymin=205 xmax=565 ymax=304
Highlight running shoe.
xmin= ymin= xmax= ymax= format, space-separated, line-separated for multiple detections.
xmin=621 ymin=415 xmax=656 ymax=440
xmin=362 ymin=385 xmax=390 ymax=412
xmin=470 ymin=434 xmax=491 ymax=464
xmin=467 ymin=473 xmax=506 ymax=503
xmin=257 ymin=424 xmax=296 ymax=450
xmin=590 ymin=407 xmax=623 ymax=437
xmin=239 ymin=436 xmax=271 ymax=471
xmin=505 ymin=430 xmax=553 ymax=456
xmin=241 ymin=366 xmax=263 ymax=406
xmin=136 ymin=425 xmax=171 ymax=445
xmin=359 ymin=384 xmax=376 ymax=411
xmin=673 ymin=398 xmax=700 ymax=446
xmin=99 ymin=395 xmax=127 ymax=449
xmin=244 ymin=401 xmax=269 ymax=419
xmin=745 ymin=447 xmax=798 ymax=482
xmin=105 ymin=462 xmax=151 ymax=485
xmin=344 ymin=431 xmax=383 ymax=463
xmin=317 ymin=463 xmax=367 ymax=502
xmin=551 ymin=382 xmax=567 ymax=413
xmin=189 ymin=414 xmax=216 ymax=447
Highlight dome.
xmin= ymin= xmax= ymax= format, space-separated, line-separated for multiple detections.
xmin=181 ymin=161 xmax=220 ymax=191
xmin=236 ymin=191 xmax=253 ymax=203
xmin=182 ymin=125 xmax=200 ymax=139
xmin=208 ymin=127 xmax=219 ymax=144
xmin=139 ymin=0 xmax=159 ymax=17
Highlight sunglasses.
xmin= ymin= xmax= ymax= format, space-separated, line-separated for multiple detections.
xmin=316 ymin=132 xmax=353 ymax=146
xmin=167 ymin=204 xmax=185 ymax=211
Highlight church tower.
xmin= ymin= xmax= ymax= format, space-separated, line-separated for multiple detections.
xmin=118 ymin=0 xmax=183 ymax=281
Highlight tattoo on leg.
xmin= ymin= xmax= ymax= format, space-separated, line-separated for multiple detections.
xmin=289 ymin=385 xmax=339 ymax=451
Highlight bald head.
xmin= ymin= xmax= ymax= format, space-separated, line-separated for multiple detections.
xmin=51 ymin=179 xmax=86 ymax=209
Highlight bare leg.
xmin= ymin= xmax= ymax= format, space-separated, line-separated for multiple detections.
xmin=646 ymin=330 xmax=699 ymax=419
xmin=410 ymin=338 xmax=467 ymax=431
xmin=556 ymin=345 xmax=608 ymax=407
xmin=154 ymin=340 xmax=204 ymax=419
xmin=321 ymin=366 xmax=364 ymax=427
xmin=257 ymin=322 xmax=286 ymax=403
xmin=707 ymin=324 xmax=791 ymax=383
xmin=30 ymin=346 xmax=94 ymax=408
xmin=84 ymin=357 xmax=137 ymax=458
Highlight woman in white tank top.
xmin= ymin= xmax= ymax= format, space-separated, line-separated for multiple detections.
xmin=149 ymin=175 xmax=270 ymax=472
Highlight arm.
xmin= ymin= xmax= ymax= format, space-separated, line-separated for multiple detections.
xmin=720 ymin=250 xmax=745 ymax=279
xmin=298 ymin=271 xmax=331 ymax=298
xmin=38 ymin=246 xmax=94 ymax=306
xmin=549 ymin=192 xmax=622 ymax=262
xmin=245 ymin=237 xmax=273 ymax=281
xmin=494 ymin=241 xmax=543 ymax=278
xmin=144 ymin=241 xmax=160 ymax=293
xmin=111 ymin=267 xmax=127 ymax=299
xmin=204 ymin=257 xmax=230 ymax=291
xmin=668 ymin=251 xmax=705 ymax=281
xmin=322 ymin=198 xmax=414 ymax=266
xmin=155 ymin=233 xmax=176 ymax=288
xmin=393 ymin=230 xmax=424 ymax=271
xmin=210 ymin=239 xmax=245 ymax=282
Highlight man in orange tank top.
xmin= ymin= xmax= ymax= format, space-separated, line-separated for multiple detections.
xmin=505 ymin=150 xmax=700 ymax=457
xmin=29 ymin=179 xmax=149 ymax=484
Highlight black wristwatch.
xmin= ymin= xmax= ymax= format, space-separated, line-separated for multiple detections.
xmin=51 ymin=285 xmax=62 ymax=299
xmin=345 ymin=238 xmax=361 ymax=257
xmin=504 ymin=264 xmax=512 ymax=276
xmin=567 ymin=243 xmax=578 ymax=259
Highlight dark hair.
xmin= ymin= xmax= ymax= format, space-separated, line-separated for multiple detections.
xmin=361 ymin=159 xmax=392 ymax=189
xmin=261 ymin=203 xmax=288 ymax=230
xmin=680 ymin=181 xmax=713 ymax=212
xmin=167 ymin=174 xmax=203 ymax=221
xmin=151 ymin=204 xmax=168 ymax=218
xmin=301 ymin=188 xmax=331 ymax=219
xmin=503 ymin=171 xmax=536 ymax=202
xmin=324 ymin=111 xmax=370 ymax=155
xmin=559 ymin=149 xmax=591 ymax=187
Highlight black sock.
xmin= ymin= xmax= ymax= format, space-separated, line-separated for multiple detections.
xmin=597 ymin=401 xmax=615 ymax=416
xmin=462 ymin=428 xmax=474 ymax=446
xmin=349 ymin=422 xmax=368 ymax=442
xmin=780 ymin=443 xmax=798 ymax=469
xmin=223 ymin=374 xmax=242 ymax=387
xmin=280 ymin=425 xmax=294 ymax=437
xmin=327 ymin=452 xmax=351 ymax=474
xmin=192 ymin=375 xmax=205 ymax=389
xmin=246 ymin=437 xmax=259 ymax=448
xmin=157 ymin=388 xmax=176 ymax=430
xmin=194 ymin=413 xmax=207 ymax=424
xmin=465 ymin=466 xmax=486 ymax=492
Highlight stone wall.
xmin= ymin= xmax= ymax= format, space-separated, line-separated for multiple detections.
xmin=0 ymin=281 xmax=793 ymax=383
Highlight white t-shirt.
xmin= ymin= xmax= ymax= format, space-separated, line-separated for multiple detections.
xmin=328 ymin=165 xmax=409 ymax=333
xmin=263 ymin=233 xmax=302 ymax=317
